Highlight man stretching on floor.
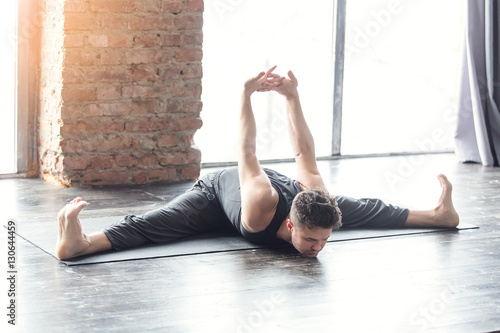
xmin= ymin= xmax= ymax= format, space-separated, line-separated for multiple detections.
xmin=56 ymin=66 xmax=459 ymax=260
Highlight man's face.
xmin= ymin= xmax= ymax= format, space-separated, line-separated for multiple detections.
xmin=289 ymin=222 xmax=332 ymax=257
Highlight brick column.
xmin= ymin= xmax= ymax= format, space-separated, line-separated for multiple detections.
xmin=38 ymin=0 xmax=204 ymax=187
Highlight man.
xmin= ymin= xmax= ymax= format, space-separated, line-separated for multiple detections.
xmin=56 ymin=67 xmax=459 ymax=260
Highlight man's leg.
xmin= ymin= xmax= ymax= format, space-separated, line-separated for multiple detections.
xmin=404 ymin=174 xmax=459 ymax=227
xmin=56 ymin=182 xmax=227 ymax=260
xmin=102 ymin=189 xmax=227 ymax=251
xmin=56 ymin=198 xmax=112 ymax=260
xmin=337 ymin=174 xmax=459 ymax=229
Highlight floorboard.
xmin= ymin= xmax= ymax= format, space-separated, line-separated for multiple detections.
xmin=1 ymin=153 xmax=499 ymax=332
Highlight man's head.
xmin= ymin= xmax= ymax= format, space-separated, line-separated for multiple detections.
xmin=288 ymin=188 xmax=342 ymax=257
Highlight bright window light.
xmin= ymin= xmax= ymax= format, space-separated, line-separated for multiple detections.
xmin=0 ymin=0 xmax=17 ymax=174
xmin=197 ymin=0 xmax=334 ymax=163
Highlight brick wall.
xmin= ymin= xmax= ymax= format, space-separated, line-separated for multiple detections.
xmin=38 ymin=0 xmax=204 ymax=187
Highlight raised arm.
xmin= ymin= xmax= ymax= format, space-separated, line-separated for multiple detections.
xmin=274 ymin=70 xmax=327 ymax=190
xmin=238 ymin=67 xmax=283 ymax=232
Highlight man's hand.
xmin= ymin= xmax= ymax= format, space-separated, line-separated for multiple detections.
xmin=272 ymin=70 xmax=299 ymax=99
xmin=243 ymin=66 xmax=284 ymax=96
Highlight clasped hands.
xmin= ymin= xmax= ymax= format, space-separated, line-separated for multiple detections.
xmin=243 ymin=66 xmax=299 ymax=99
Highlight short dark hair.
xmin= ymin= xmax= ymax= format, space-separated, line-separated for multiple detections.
xmin=290 ymin=188 xmax=342 ymax=230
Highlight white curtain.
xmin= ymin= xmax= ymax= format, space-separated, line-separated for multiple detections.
xmin=455 ymin=0 xmax=500 ymax=166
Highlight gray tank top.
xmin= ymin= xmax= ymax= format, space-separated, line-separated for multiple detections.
xmin=214 ymin=167 xmax=303 ymax=244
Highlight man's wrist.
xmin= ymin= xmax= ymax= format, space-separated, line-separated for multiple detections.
xmin=242 ymin=89 xmax=254 ymax=99
xmin=284 ymin=91 xmax=299 ymax=101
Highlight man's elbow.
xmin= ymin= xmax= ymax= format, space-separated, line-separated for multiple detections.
xmin=294 ymin=146 xmax=315 ymax=160
xmin=239 ymin=148 xmax=257 ymax=159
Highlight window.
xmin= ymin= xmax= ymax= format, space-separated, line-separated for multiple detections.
xmin=197 ymin=0 xmax=334 ymax=163
xmin=0 ymin=0 xmax=17 ymax=174
xmin=199 ymin=0 xmax=465 ymax=164
xmin=340 ymin=0 xmax=464 ymax=155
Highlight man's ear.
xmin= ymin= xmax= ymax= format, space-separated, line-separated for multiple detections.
xmin=287 ymin=218 xmax=293 ymax=231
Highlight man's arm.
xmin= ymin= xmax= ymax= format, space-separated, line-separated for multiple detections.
xmin=274 ymin=71 xmax=327 ymax=190
xmin=238 ymin=67 xmax=283 ymax=232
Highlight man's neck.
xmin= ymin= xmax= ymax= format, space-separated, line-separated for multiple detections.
xmin=276 ymin=218 xmax=291 ymax=243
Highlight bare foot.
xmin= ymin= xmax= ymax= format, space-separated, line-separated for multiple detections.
xmin=432 ymin=174 xmax=460 ymax=227
xmin=55 ymin=198 xmax=91 ymax=260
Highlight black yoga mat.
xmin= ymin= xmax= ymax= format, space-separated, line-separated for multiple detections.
xmin=8 ymin=216 xmax=478 ymax=266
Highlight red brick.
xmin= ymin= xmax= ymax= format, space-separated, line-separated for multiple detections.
xmin=151 ymin=117 xmax=170 ymax=131
xmin=180 ymin=64 xmax=203 ymax=78
xmin=125 ymin=50 xmax=157 ymax=64
xmin=61 ymin=87 xmax=97 ymax=102
xmin=64 ymin=156 xmax=89 ymax=170
xmin=132 ymin=135 xmax=156 ymax=150
xmin=189 ymin=82 xmax=202 ymax=98
xmin=181 ymin=166 xmax=200 ymax=180
xmin=101 ymin=119 xmax=125 ymax=133
xmin=159 ymin=152 xmax=185 ymax=166
xmin=88 ymin=34 xmax=108 ymax=47
xmin=186 ymin=0 xmax=204 ymax=12
xmin=99 ymin=14 xmax=128 ymax=30
xmin=83 ymin=171 xmax=129 ymax=186
xmin=64 ymin=13 xmax=97 ymax=30
xmin=175 ymin=14 xmax=203 ymax=30
xmin=175 ymin=48 xmax=202 ymax=62
xmin=182 ymin=100 xmax=203 ymax=114
xmin=172 ymin=117 xmax=203 ymax=131
xmin=132 ymin=100 xmax=156 ymax=114
xmin=170 ymin=82 xmax=201 ymax=98
xmin=88 ymin=34 xmax=133 ymax=48
xmin=115 ymin=154 xmax=138 ymax=168
xmin=61 ymin=120 xmax=100 ymax=137
xmin=170 ymin=82 xmax=189 ymax=97
xmin=60 ymin=139 xmax=82 ymax=154
xmin=165 ymin=99 xmax=181 ymax=112
xmin=85 ymin=103 xmax=131 ymax=116
xmin=62 ymin=68 xmax=85 ymax=84
xmin=99 ymin=51 xmax=124 ymax=65
xmin=147 ymin=168 xmax=176 ymax=182
xmin=161 ymin=16 xmax=175 ymax=29
xmin=134 ymin=34 xmax=158 ymax=48
xmin=61 ymin=105 xmax=84 ymax=120
xmin=158 ymin=67 xmax=181 ymax=81
xmin=151 ymin=118 xmax=171 ymax=130
xmin=64 ymin=33 xmax=86 ymax=48
xmin=86 ymin=69 xmax=133 ymax=83
xmin=158 ymin=134 xmax=178 ymax=147
xmin=183 ymin=32 xmax=203 ymax=46
xmin=137 ymin=0 xmax=161 ymax=13
xmin=126 ymin=118 xmax=152 ymax=132
xmin=132 ymin=171 xmax=148 ymax=184
xmin=121 ymin=85 xmax=161 ymax=99
xmin=91 ymin=155 xmax=114 ymax=169
xmin=126 ymin=117 xmax=169 ymax=132
xmin=90 ymin=0 xmax=135 ymax=13
xmin=65 ymin=0 xmax=89 ymax=12
xmin=139 ymin=154 xmax=159 ymax=168
xmin=180 ymin=134 xmax=196 ymax=148
xmin=154 ymin=50 xmax=171 ymax=64
xmin=160 ymin=34 xmax=181 ymax=47
xmin=64 ymin=50 xmax=96 ymax=66
xmin=162 ymin=1 xmax=183 ymax=14
xmin=97 ymin=86 xmax=121 ymax=100
xmin=84 ymin=136 xmax=133 ymax=152
xmin=187 ymin=147 xmax=201 ymax=164
xmin=128 ymin=16 xmax=161 ymax=31
xmin=132 ymin=66 xmax=157 ymax=82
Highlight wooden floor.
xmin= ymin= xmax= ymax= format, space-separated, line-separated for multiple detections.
xmin=1 ymin=153 xmax=499 ymax=332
